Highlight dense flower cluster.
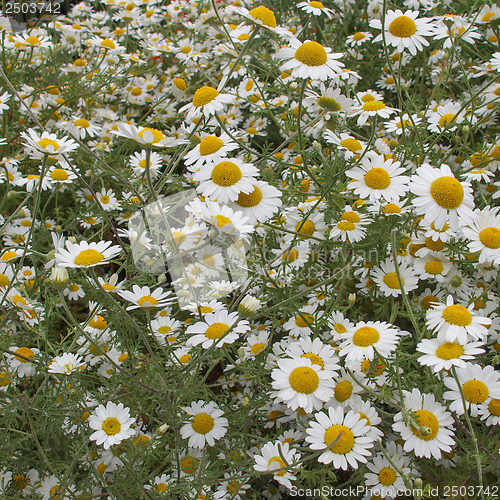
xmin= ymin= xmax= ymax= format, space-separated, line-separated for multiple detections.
xmin=0 ymin=0 xmax=499 ymax=498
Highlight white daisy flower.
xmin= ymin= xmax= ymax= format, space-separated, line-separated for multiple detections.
xmin=416 ymin=332 xmax=485 ymax=373
xmin=20 ymin=129 xmax=78 ymax=159
xmin=55 ymin=240 xmax=121 ymax=268
xmin=129 ymin=150 xmax=163 ymax=178
xmin=305 ymin=406 xmax=374 ymax=468
xmin=426 ymin=295 xmax=491 ymax=343
xmin=353 ymin=98 xmax=397 ymax=126
xmin=413 ymin=253 xmax=453 ymax=282
xmin=443 ymin=363 xmax=500 ymax=416
xmin=410 ymin=163 xmax=475 ymax=230
xmin=346 ymin=31 xmax=372 ymax=47
xmin=427 ymin=102 xmax=466 ymax=133
xmin=271 ymin=357 xmax=336 ymax=413
xmin=327 ymin=368 xmax=365 ymax=408
xmin=253 ymin=441 xmax=300 ymax=489
xmin=338 ymin=320 xmax=401 ymax=363
xmin=370 ymin=9 xmax=434 ymax=56
xmin=6 ymin=346 xmax=40 ymax=378
xmin=118 ymin=285 xmax=174 ymax=310
xmin=186 ymin=308 xmax=250 ymax=349
xmin=184 ymin=132 xmax=239 ymax=171
xmin=462 ymin=207 xmax=500 ymax=265
xmin=276 ymin=38 xmax=344 ymax=81
xmin=347 ymin=395 xmax=384 ymax=442
xmin=371 ymin=258 xmax=419 ymax=298
xmin=66 ymin=117 xmax=101 ymax=139
xmin=179 ymin=85 xmax=235 ymax=120
xmin=193 ymin=158 xmax=259 ymax=203
xmin=180 ymin=400 xmax=228 ymax=448
xmin=88 ymin=401 xmax=136 ymax=450
xmin=392 ymin=388 xmax=455 ymax=459
xmin=489 ymin=52 xmax=500 ymax=72
xmin=477 ymin=398 xmax=500 ymax=427
xmin=345 ymin=152 xmax=409 ymax=203
xmin=284 ymin=337 xmax=340 ymax=373
xmin=48 ymin=353 xmax=86 ymax=375
xmin=297 ymin=1 xmax=334 ymax=18
xmin=150 ymin=316 xmax=182 ymax=346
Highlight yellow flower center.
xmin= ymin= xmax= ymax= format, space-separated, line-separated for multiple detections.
xmin=50 ymin=168 xmax=69 ymax=181
xmin=410 ymin=409 xmax=439 ymax=440
xmin=101 ymin=39 xmax=116 ymax=49
xmin=353 ymin=32 xmax=366 ymax=41
xmin=337 ymin=221 xmax=355 ymax=231
xmin=174 ymin=78 xmax=187 ymax=91
xmin=0 ymin=272 xmax=10 ymax=288
xmin=236 ymin=185 xmax=263 ymax=207
xmin=309 ymin=1 xmax=324 ymax=7
xmin=199 ymin=136 xmax=224 ymax=156
xmin=341 ymin=211 xmax=361 ymax=223
xmin=361 ymin=358 xmax=386 ymax=376
xmin=215 ymin=215 xmax=232 ymax=227
xmin=102 ymin=417 xmax=121 ymax=435
xmin=74 ymin=249 xmax=105 ymax=266
xmin=334 ymin=380 xmax=352 ymax=402
xmin=295 ymin=220 xmax=316 ymax=236
xmin=211 ymin=161 xmax=242 ymax=187
xmin=192 ymin=413 xmax=214 ymax=434
xmin=362 ymin=101 xmax=386 ymax=111
xmin=38 ymin=138 xmax=60 ymax=151
xmin=435 ymin=342 xmax=464 ymax=360
xmin=137 ymin=295 xmax=159 ymax=308
xmin=15 ymin=347 xmax=35 ymax=363
xmin=429 ymin=176 xmax=464 ymax=209
xmin=334 ymin=323 xmax=347 ymax=334
xmin=317 ymin=96 xmax=341 ymax=111
xmin=300 ymin=352 xmax=324 ymax=369
xmin=192 ymin=86 xmax=219 ymax=107
xmin=379 ymin=467 xmax=397 ymax=486
xmin=383 ymin=272 xmax=402 ymax=289
xmin=442 ymin=304 xmax=472 ymax=326
xmin=238 ymin=33 xmax=250 ymax=41
xmin=425 ymin=260 xmax=444 ymax=275
xmin=251 ymin=342 xmax=266 ymax=355
xmin=324 ymin=424 xmax=355 ymax=454
xmin=295 ymin=41 xmax=328 ymax=66
xmin=438 ymin=113 xmax=456 ymax=128
xmin=295 ymin=314 xmax=314 ymax=327
xmin=74 ymin=118 xmax=90 ymax=128
xmin=488 ymin=398 xmax=500 ymax=416
xmin=462 ymin=380 xmax=489 ymax=404
xmin=340 ymin=138 xmax=362 ymax=152
xmin=288 ymin=366 xmax=319 ymax=394
xmin=282 ymin=248 xmax=299 ymax=262
xmin=352 ymin=326 xmax=380 ymax=347
xmin=388 ymin=16 xmax=417 ymax=38
xmin=364 ymin=167 xmax=390 ymax=189
xmin=248 ymin=6 xmax=277 ymax=28
xmin=181 ymin=456 xmax=199 ymax=473
xmin=479 ymin=227 xmax=500 ymax=249
xmin=137 ymin=127 xmax=165 ymax=144
xmin=205 ymin=322 xmax=230 ymax=339
xmin=131 ymin=87 xmax=142 ymax=96
xmin=25 ymin=36 xmax=41 ymax=46
xmin=268 ymin=456 xmax=286 ymax=476
xmin=89 ymin=315 xmax=107 ymax=330
xmin=421 ymin=295 xmax=439 ymax=310
xmin=383 ymin=203 xmax=401 ymax=213
xmin=158 ymin=325 xmax=172 ymax=334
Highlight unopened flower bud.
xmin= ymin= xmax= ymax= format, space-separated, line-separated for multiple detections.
xmin=157 ymin=273 xmax=167 ymax=285
xmin=238 ymin=295 xmax=261 ymax=317
xmin=312 ymin=140 xmax=321 ymax=153
xmin=348 ymin=293 xmax=356 ymax=305
xmin=68 ymin=236 xmax=77 ymax=244
xmin=156 ymin=423 xmax=169 ymax=435
xmin=237 ymin=347 xmax=246 ymax=359
xmin=414 ymin=478 xmax=423 ymax=490
xmin=241 ymin=396 xmax=250 ymax=407
xmin=50 ymin=266 xmax=69 ymax=288
xmin=289 ymin=81 xmax=298 ymax=91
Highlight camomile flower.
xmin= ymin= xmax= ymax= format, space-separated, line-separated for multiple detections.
xmin=393 ymin=388 xmax=455 ymax=459
xmin=346 ymin=31 xmax=372 ymax=47
xmin=88 ymin=401 xmax=135 ymax=450
xmin=47 ymin=165 xmax=77 ymax=185
xmin=113 ymin=123 xmax=181 ymax=147
xmin=324 ymin=131 xmax=366 ymax=159
xmin=462 ymin=207 xmax=500 ymax=265
xmin=184 ymin=132 xmax=239 ymax=171
xmin=384 ymin=113 xmax=421 ymax=135
xmin=193 ymin=158 xmax=259 ymax=203
xmin=371 ymin=258 xmax=419 ymax=298
xmin=489 ymin=52 xmax=500 ymax=72
xmin=282 ymin=304 xmax=320 ymax=337
xmin=426 ymin=295 xmax=491 ymax=343
xmin=477 ymin=398 xmax=500 ymax=427
xmin=273 ymin=240 xmax=310 ymax=271
xmin=186 ymin=309 xmax=250 ymax=349
xmin=370 ymin=9 xmax=434 ymax=56
xmin=48 ymin=353 xmax=86 ymax=375
xmin=328 ymin=368 xmax=365 ymax=408
xmin=231 ymin=179 xmax=282 ymax=225
xmin=253 ymin=441 xmax=300 ymax=489
xmin=285 ymin=337 xmax=340 ymax=373
xmin=416 ymin=332 xmax=485 ymax=373
xmin=20 ymin=129 xmax=78 ymax=159
xmin=338 ymin=321 xmax=401 ymax=362
xmin=443 ymin=363 xmax=500 ymax=417
xmin=276 ymin=38 xmax=344 ymax=81
xmin=271 ymin=357 xmax=335 ymax=413
xmin=66 ymin=117 xmax=101 ymax=139
xmin=410 ymin=163 xmax=475 ymax=230
xmin=413 ymin=253 xmax=453 ymax=282
xmin=427 ymin=102 xmax=466 ymax=133
xmin=180 ymin=400 xmax=228 ymax=448
xmin=179 ymin=85 xmax=235 ymax=120
xmin=150 ymin=316 xmax=182 ymax=346
xmin=347 ymin=395 xmax=383 ymax=441
xmin=297 ymin=1 xmax=334 ymax=18
xmin=353 ymin=99 xmax=397 ymax=126
xmin=96 ymin=273 xmax=123 ymax=294
xmin=345 ymin=152 xmax=409 ymax=203
xmin=0 ymin=91 xmax=11 ymax=113
xmin=305 ymin=406 xmax=374 ymax=469
xmin=119 ymin=285 xmax=174 ymax=310
xmin=55 ymin=240 xmax=121 ymax=268
xmin=201 ymin=201 xmax=254 ymax=237
xmin=6 ymin=346 xmax=40 ymax=377
xmin=129 ymin=150 xmax=163 ymax=178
